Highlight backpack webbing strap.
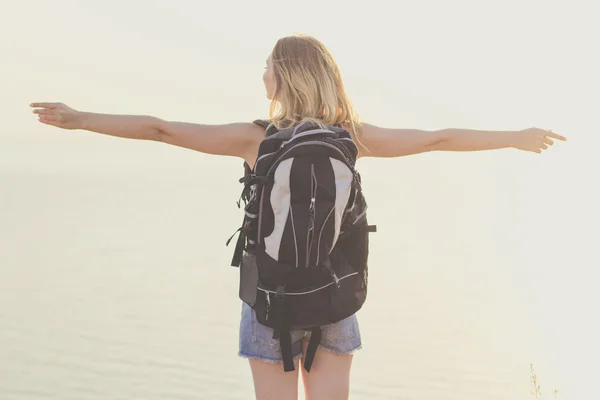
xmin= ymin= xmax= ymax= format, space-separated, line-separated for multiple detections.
xmin=303 ymin=327 xmax=322 ymax=373
xmin=271 ymin=285 xmax=286 ymax=340
xmin=347 ymin=224 xmax=377 ymax=235
xmin=225 ymin=227 xmax=246 ymax=267
xmin=270 ymin=284 xmax=296 ymax=372
xmin=366 ymin=225 xmax=377 ymax=233
xmin=231 ymin=229 xmax=246 ymax=267
xmin=279 ymin=331 xmax=295 ymax=372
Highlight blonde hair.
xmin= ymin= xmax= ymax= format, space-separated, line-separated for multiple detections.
xmin=268 ymin=34 xmax=363 ymax=146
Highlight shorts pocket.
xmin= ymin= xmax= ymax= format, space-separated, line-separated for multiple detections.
xmin=322 ymin=314 xmax=357 ymax=344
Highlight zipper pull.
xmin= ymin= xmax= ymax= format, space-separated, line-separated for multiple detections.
xmin=265 ymin=291 xmax=271 ymax=320
xmin=308 ymin=198 xmax=316 ymax=231
xmin=332 ymin=272 xmax=341 ymax=288
xmin=322 ymin=257 xmax=341 ymax=288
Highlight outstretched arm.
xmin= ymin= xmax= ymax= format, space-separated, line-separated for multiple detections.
xmin=30 ymin=102 xmax=264 ymax=162
xmin=358 ymin=122 xmax=567 ymax=158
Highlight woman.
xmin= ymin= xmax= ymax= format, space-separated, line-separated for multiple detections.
xmin=30 ymin=34 xmax=565 ymax=400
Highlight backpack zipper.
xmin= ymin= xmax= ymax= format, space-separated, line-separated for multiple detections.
xmin=279 ymin=128 xmax=337 ymax=149
xmin=289 ymin=204 xmax=299 ymax=267
xmin=316 ymin=206 xmax=335 ymax=262
xmin=267 ymin=141 xmax=354 ymax=175
xmin=257 ymin=272 xmax=358 ymax=295
xmin=326 ymin=138 xmax=356 ymax=162
xmin=257 ymin=186 xmax=266 ymax=244
xmin=306 ymin=164 xmax=317 ymax=267
xmin=306 ymin=197 xmax=315 ymax=267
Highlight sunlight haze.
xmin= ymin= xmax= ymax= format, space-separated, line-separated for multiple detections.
xmin=1 ymin=1 xmax=598 ymax=399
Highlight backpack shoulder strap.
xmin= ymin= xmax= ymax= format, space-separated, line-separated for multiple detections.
xmin=253 ymin=119 xmax=279 ymax=136
xmin=243 ymin=120 xmax=276 ymax=172
xmin=253 ymin=119 xmax=270 ymax=129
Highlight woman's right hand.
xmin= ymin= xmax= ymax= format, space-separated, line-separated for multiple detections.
xmin=30 ymin=102 xmax=83 ymax=130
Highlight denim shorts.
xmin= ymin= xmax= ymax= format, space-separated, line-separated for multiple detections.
xmin=238 ymin=302 xmax=362 ymax=363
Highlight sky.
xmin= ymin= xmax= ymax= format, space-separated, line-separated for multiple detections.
xmin=1 ymin=0 xmax=599 ymax=398
xmin=2 ymin=0 xmax=598 ymax=137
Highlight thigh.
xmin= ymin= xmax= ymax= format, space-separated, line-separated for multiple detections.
xmin=300 ymin=344 xmax=353 ymax=400
xmin=240 ymin=303 xmax=305 ymax=400
xmin=300 ymin=314 xmax=361 ymax=400
xmin=250 ymin=358 xmax=300 ymax=400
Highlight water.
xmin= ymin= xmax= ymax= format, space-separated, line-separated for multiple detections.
xmin=1 ymin=134 xmax=596 ymax=399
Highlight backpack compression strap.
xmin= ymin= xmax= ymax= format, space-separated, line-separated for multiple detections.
xmin=277 ymin=328 xmax=321 ymax=373
xmin=303 ymin=327 xmax=322 ymax=372
xmin=271 ymin=283 xmax=321 ymax=373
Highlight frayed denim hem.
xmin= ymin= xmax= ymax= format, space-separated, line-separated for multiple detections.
xmin=318 ymin=343 xmax=363 ymax=356
xmin=238 ymin=351 xmax=303 ymax=364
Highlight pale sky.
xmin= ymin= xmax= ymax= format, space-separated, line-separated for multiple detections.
xmin=1 ymin=0 xmax=598 ymax=136
xmin=1 ymin=1 xmax=599 ymax=398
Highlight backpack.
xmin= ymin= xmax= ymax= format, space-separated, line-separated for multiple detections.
xmin=227 ymin=119 xmax=376 ymax=372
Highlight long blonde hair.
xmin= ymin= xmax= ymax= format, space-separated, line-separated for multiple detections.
xmin=268 ymin=34 xmax=362 ymax=145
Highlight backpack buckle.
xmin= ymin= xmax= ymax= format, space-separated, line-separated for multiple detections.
xmin=275 ymin=285 xmax=286 ymax=300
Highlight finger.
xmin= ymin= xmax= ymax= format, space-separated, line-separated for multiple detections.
xmin=32 ymin=109 xmax=55 ymax=115
xmin=30 ymin=102 xmax=60 ymax=109
xmin=546 ymin=131 xmax=567 ymax=141
xmin=540 ymin=143 xmax=548 ymax=150
xmin=543 ymin=138 xmax=554 ymax=146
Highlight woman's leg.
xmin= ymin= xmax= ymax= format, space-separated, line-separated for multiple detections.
xmin=240 ymin=304 xmax=360 ymax=400
xmin=300 ymin=346 xmax=353 ymax=400
xmin=250 ymin=359 xmax=300 ymax=400
xmin=240 ymin=303 xmax=305 ymax=399
xmin=300 ymin=314 xmax=361 ymax=400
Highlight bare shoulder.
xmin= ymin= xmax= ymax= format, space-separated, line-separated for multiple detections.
xmin=352 ymin=122 xmax=388 ymax=158
xmin=240 ymin=122 xmax=267 ymax=166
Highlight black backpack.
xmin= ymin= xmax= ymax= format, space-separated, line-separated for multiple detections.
xmin=227 ymin=119 xmax=376 ymax=372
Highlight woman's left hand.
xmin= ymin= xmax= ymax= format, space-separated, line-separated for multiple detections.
xmin=513 ymin=128 xmax=567 ymax=153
